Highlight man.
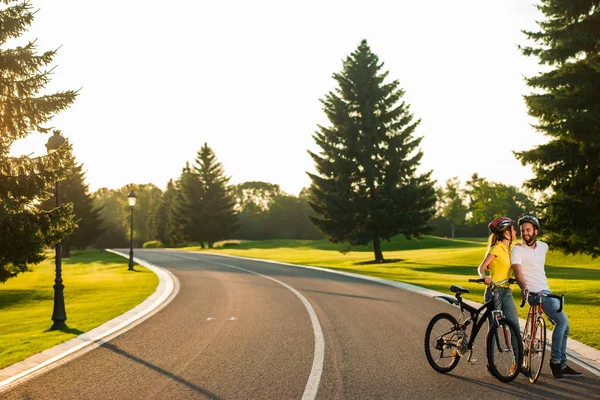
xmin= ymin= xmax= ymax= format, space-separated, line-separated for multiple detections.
xmin=511 ymin=215 xmax=583 ymax=379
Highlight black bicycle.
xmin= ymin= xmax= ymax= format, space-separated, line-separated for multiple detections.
xmin=424 ymin=278 xmax=524 ymax=383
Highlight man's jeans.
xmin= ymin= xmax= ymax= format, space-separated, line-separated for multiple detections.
xmin=530 ymin=290 xmax=570 ymax=366
xmin=485 ymin=287 xmax=521 ymax=359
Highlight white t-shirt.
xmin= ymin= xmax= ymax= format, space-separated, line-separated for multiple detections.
xmin=510 ymin=241 xmax=550 ymax=293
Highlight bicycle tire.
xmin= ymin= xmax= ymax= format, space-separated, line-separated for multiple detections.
xmin=485 ymin=318 xmax=523 ymax=383
xmin=528 ymin=316 xmax=546 ymax=383
xmin=424 ymin=313 xmax=462 ymax=373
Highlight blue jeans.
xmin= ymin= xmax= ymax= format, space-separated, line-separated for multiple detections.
xmin=530 ymin=290 xmax=570 ymax=366
xmin=485 ymin=287 xmax=520 ymax=358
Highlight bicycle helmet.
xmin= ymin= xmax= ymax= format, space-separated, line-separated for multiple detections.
xmin=518 ymin=215 xmax=540 ymax=231
xmin=488 ymin=217 xmax=513 ymax=233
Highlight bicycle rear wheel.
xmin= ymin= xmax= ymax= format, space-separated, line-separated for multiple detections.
xmin=528 ymin=316 xmax=546 ymax=383
xmin=486 ymin=318 xmax=523 ymax=383
xmin=424 ymin=313 xmax=461 ymax=373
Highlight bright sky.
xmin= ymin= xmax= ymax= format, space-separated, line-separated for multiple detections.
xmin=9 ymin=0 xmax=547 ymax=196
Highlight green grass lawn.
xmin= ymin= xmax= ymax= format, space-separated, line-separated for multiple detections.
xmin=181 ymin=236 xmax=600 ymax=350
xmin=0 ymin=250 xmax=158 ymax=370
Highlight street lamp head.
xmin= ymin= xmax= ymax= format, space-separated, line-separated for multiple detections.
xmin=127 ymin=190 xmax=137 ymax=207
xmin=46 ymin=130 xmax=66 ymax=153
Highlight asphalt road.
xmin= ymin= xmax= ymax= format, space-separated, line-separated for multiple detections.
xmin=3 ymin=250 xmax=599 ymax=399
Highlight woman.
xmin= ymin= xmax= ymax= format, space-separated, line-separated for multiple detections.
xmin=477 ymin=217 xmax=520 ymax=338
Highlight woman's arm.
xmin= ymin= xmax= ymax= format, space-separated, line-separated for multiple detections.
xmin=477 ymin=253 xmax=495 ymax=285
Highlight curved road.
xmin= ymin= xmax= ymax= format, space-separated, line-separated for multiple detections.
xmin=4 ymin=250 xmax=599 ymax=399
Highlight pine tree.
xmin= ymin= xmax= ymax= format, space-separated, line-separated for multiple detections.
xmin=153 ymin=179 xmax=179 ymax=247
xmin=307 ymin=40 xmax=436 ymax=262
xmin=517 ymin=0 xmax=600 ymax=257
xmin=39 ymin=147 xmax=104 ymax=257
xmin=193 ymin=143 xmax=237 ymax=247
xmin=0 ymin=1 xmax=78 ymax=282
xmin=175 ymin=162 xmax=205 ymax=246
xmin=177 ymin=144 xmax=237 ymax=248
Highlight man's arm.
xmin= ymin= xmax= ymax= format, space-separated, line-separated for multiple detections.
xmin=511 ymin=263 xmax=528 ymax=299
xmin=511 ymin=263 xmax=526 ymax=290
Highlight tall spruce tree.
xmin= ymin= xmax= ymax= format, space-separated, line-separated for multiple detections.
xmin=517 ymin=1 xmax=600 ymax=257
xmin=308 ymin=40 xmax=436 ymax=262
xmin=0 ymin=1 xmax=78 ymax=282
xmin=191 ymin=143 xmax=237 ymax=247
xmin=39 ymin=146 xmax=104 ymax=257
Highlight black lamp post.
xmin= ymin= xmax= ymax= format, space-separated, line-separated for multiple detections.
xmin=127 ymin=190 xmax=137 ymax=270
xmin=46 ymin=131 xmax=68 ymax=330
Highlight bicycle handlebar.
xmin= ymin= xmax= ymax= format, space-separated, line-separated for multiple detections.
xmin=468 ymin=278 xmax=517 ymax=286
xmin=519 ymin=291 xmax=564 ymax=313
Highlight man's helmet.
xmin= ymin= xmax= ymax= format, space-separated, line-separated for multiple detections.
xmin=488 ymin=217 xmax=513 ymax=233
xmin=518 ymin=215 xmax=540 ymax=231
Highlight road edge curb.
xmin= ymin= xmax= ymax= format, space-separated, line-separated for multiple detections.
xmin=0 ymin=250 xmax=179 ymax=394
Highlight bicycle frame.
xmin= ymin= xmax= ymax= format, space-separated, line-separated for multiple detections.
xmin=463 ymin=297 xmax=500 ymax=350
xmin=435 ymin=288 xmax=506 ymax=352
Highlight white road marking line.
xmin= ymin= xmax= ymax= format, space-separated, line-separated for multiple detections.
xmin=210 ymin=261 xmax=324 ymax=400
xmin=173 ymin=253 xmax=198 ymax=260
xmin=228 ymin=317 xmax=238 ymax=321
xmin=206 ymin=317 xmax=215 ymax=321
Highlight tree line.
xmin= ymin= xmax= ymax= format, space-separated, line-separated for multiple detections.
xmin=2 ymin=0 xmax=599 ymax=282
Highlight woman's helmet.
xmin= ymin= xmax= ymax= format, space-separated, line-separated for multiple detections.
xmin=518 ymin=215 xmax=540 ymax=230
xmin=488 ymin=217 xmax=513 ymax=233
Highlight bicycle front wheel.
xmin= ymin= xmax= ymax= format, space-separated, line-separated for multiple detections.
xmin=528 ymin=316 xmax=546 ymax=383
xmin=486 ymin=318 xmax=523 ymax=383
xmin=424 ymin=313 xmax=461 ymax=373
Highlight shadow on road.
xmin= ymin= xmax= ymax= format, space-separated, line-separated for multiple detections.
xmin=100 ymin=342 xmax=222 ymax=399
xmin=446 ymin=372 xmax=598 ymax=399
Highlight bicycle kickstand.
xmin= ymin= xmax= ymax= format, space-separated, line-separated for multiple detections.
xmin=467 ymin=349 xmax=477 ymax=365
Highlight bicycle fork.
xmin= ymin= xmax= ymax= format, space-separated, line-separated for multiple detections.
xmin=491 ymin=310 xmax=512 ymax=352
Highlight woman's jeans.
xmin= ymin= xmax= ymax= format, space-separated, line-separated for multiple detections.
xmin=530 ymin=290 xmax=569 ymax=366
xmin=485 ymin=287 xmax=521 ymax=360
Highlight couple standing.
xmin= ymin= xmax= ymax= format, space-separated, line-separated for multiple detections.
xmin=477 ymin=216 xmax=583 ymax=380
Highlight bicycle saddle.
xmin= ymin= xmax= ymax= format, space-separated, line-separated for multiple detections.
xmin=450 ymin=285 xmax=470 ymax=294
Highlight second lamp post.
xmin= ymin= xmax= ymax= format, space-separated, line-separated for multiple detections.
xmin=46 ymin=131 xmax=68 ymax=330
xmin=127 ymin=190 xmax=137 ymax=270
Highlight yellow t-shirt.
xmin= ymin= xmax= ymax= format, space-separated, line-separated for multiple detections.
xmin=488 ymin=242 xmax=513 ymax=287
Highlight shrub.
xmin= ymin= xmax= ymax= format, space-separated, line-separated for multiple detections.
xmin=143 ymin=240 xmax=164 ymax=249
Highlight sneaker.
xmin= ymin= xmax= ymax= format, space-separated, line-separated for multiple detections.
xmin=549 ymin=361 xmax=564 ymax=379
xmin=562 ymin=365 xmax=583 ymax=377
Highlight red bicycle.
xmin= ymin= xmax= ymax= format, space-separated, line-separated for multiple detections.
xmin=520 ymin=291 xmax=564 ymax=383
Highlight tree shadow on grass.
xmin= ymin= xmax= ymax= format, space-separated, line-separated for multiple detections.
xmin=58 ymin=249 xmax=134 ymax=266
xmin=353 ymin=258 xmax=404 ymax=265
xmin=545 ymin=265 xmax=600 ymax=280
xmin=0 ymin=289 xmax=52 ymax=310
xmin=410 ymin=265 xmax=479 ymax=276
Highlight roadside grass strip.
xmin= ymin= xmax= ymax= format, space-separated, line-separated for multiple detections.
xmin=0 ymin=250 xmax=158 ymax=369
xmin=180 ymin=236 xmax=600 ymax=350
